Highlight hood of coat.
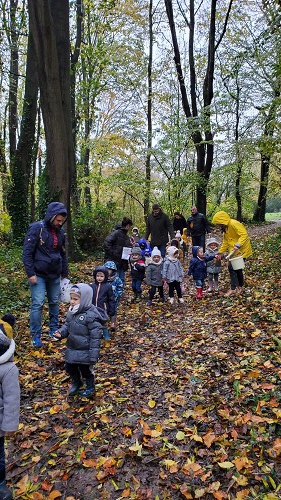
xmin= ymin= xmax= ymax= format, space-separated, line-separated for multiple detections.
xmin=212 ymin=211 xmax=231 ymax=226
xmin=44 ymin=202 xmax=67 ymax=224
xmin=206 ymin=237 xmax=219 ymax=249
xmin=192 ymin=245 xmax=202 ymax=258
xmin=93 ymin=266 xmax=109 ymax=283
xmin=0 ymin=332 xmax=15 ymax=363
xmin=71 ymin=283 xmax=93 ymax=312
xmin=167 ymin=246 xmax=178 ymax=259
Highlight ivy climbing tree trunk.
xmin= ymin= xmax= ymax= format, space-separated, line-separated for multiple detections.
xmin=9 ymin=32 xmax=38 ymax=241
xmin=28 ymin=0 xmax=76 ymax=257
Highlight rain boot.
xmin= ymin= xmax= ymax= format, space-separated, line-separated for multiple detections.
xmin=68 ymin=376 xmax=83 ymax=397
xmin=79 ymin=376 xmax=95 ymax=397
xmin=196 ymin=287 xmax=203 ymax=299
xmin=207 ymin=277 xmax=213 ymax=292
xmin=136 ymin=292 xmax=142 ymax=302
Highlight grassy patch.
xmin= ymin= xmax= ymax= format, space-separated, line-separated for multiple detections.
xmin=266 ymin=212 xmax=281 ymax=221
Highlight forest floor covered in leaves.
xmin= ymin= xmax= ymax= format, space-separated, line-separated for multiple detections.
xmin=1 ymin=222 xmax=281 ymax=500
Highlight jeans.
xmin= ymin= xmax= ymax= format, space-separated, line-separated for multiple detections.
xmin=29 ymin=275 xmax=60 ymax=336
xmin=132 ymin=278 xmax=142 ymax=293
xmin=195 ymin=279 xmax=204 ymax=288
xmin=0 ymin=436 xmax=5 ymax=484
xmin=228 ymin=263 xmax=244 ymax=290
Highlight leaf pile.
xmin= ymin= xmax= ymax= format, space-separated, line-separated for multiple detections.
xmin=2 ymin=225 xmax=281 ymax=499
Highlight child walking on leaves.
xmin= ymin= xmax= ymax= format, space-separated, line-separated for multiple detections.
xmin=188 ymin=246 xmax=215 ymax=299
xmin=162 ymin=246 xmax=184 ymax=304
xmin=104 ymin=261 xmax=123 ymax=332
xmin=129 ymin=246 xmax=146 ymax=302
xmin=205 ymin=238 xmax=221 ymax=292
xmin=91 ymin=266 xmax=115 ymax=344
xmin=54 ymin=284 xmax=108 ymax=398
xmin=0 ymin=323 xmax=20 ymax=500
xmin=146 ymin=247 xmax=165 ymax=306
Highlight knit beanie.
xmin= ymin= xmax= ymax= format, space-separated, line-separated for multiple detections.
xmin=0 ymin=330 xmax=11 ymax=356
xmin=151 ymin=246 xmax=161 ymax=258
xmin=131 ymin=246 xmax=142 ymax=255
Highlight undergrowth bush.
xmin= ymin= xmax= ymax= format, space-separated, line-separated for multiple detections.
xmin=73 ymin=202 xmax=123 ymax=255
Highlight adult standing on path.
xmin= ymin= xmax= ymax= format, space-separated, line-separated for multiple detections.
xmin=186 ymin=206 xmax=211 ymax=250
xmin=212 ymin=211 xmax=252 ymax=296
xmin=103 ymin=217 xmax=133 ymax=285
xmin=23 ymin=202 xmax=68 ymax=347
xmin=145 ymin=204 xmax=174 ymax=258
xmin=172 ymin=212 xmax=187 ymax=235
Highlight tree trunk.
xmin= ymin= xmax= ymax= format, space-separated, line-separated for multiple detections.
xmin=144 ymin=0 xmax=153 ymax=220
xmin=9 ymin=32 xmax=39 ymax=241
xmin=28 ymin=0 xmax=76 ymax=257
xmin=8 ymin=0 xmax=19 ymax=164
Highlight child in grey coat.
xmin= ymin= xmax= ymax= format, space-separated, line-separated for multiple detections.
xmin=205 ymin=238 xmax=221 ymax=291
xmin=162 ymin=246 xmax=184 ymax=304
xmin=0 ymin=328 xmax=20 ymax=500
xmin=146 ymin=247 xmax=165 ymax=306
xmin=54 ymin=283 xmax=108 ymax=398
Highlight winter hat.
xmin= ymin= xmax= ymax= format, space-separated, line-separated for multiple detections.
xmin=0 ymin=330 xmax=11 ymax=356
xmin=167 ymin=246 xmax=178 ymax=258
xmin=175 ymin=230 xmax=182 ymax=238
xmin=206 ymin=237 xmax=219 ymax=248
xmin=151 ymin=246 xmax=161 ymax=258
xmin=131 ymin=246 xmax=142 ymax=255
xmin=70 ymin=285 xmax=81 ymax=296
xmin=132 ymin=227 xmax=139 ymax=233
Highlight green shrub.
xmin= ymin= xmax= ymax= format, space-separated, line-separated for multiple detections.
xmin=73 ymin=202 xmax=123 ymax=255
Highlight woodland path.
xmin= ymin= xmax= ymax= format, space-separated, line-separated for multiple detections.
xmin=8 ymin=221 xmax=281 ymax=500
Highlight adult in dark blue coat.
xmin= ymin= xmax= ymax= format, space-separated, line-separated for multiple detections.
xmin=22 ymin=202 xmax=68 ymax=347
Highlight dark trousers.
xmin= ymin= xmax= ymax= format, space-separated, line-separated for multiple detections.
xmin=148 ymin=285 xmax=164 ymax=300
xmin=228 ymin=263 xmax=244 ymax=290
xmin=168 ymin=281 xmax=182 ymax=298
xmin=192 ymin=234 xmax=206 ymax=251
xmin=65 ymin=363 xmax=94 ymax=382
xmin=0 ymin=436 xmax=5 ymax=484
xmin=132 ymin=278 xmax=143 ymax=293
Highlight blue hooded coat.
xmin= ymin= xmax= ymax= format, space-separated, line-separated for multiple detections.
xmin=22 ymin=202 xmax=68 ymax=279
xmin=91 ymin=266 xmax=116 ymax=317
xmin=188 ymin=246 xmax=215 ymax=280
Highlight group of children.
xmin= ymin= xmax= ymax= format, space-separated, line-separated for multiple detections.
xmin=127 ymin=235 xmax=222 ymax=305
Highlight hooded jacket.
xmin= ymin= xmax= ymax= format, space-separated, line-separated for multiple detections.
xmin=138 ymin=238 xmax=152 ymax=258
xmin=205 ymin=238 xmax=221 ymax=274
xmin=103 ymin=226 xmax=132 ymax=271
xmin=146 ymin=258 xmax=163 ymax=287
xmin=145 ymin=209 xmax=174 ymax=247
xmin=57 ymin=283 xmax=108 ymax=365
xmin=188 ymin=246 xmax=215 ymax=280
xmin=162 ymin=247 xmax=184 ymax=283
xmin=91 ymin=266 xmax=116 ymax=317
xmin=22 ymin=202 xmax=68 ymax=279
xmin=212 ymin=211 xmax=252 ymax=258
xmin=0 ymin=333 xmax=20 ymax=437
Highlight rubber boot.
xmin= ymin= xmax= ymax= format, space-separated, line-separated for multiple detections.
xmin=68 ymin=376 xmax=83 ymax=397
xmin=207 ymin=278 xmax=213 ymax=292
xmin=0 ymin=483 xmax=12 ymax=500
xmin=79 ymin=376 xmax=95 ymax=397
xmin=32 ymin=333 xmax=43 ymax=348
xmin=196 ymin=287 xmax=203 ymax=299
xmin=136 ymin=292 xmax=142 ymax=302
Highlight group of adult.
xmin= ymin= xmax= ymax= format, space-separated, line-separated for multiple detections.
xmin=22 ymin=202 xmax=251 ymax=346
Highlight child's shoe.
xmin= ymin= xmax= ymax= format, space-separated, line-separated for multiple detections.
xmin=178 ymin=298 xmax=184 ymax=304
xmin=79 ymin=377 xmax=95 ymax=397
xmin=68 ymin=378 xmax=83 ymax=397
xmin=160 ymin=297 xmax=167 ymax=302
xmin=131 ymin=292 xmax=137 ymax=303
xmin=196 ymin=287 xmax=203 ymax=299
xmin=146 ymin=300 xmax=152 ymax=306
xmin=136 ymin=292 xmax=142 ymax=302
xmin=32 ymin=333 xmax=43 ymax=348
xmin=168 ymin=298 xmax=174 ymax=305
xmin=0 ymin=483 xmax=12 ymax=500
xmin=207 ymin=287 xmax=213 ymax=292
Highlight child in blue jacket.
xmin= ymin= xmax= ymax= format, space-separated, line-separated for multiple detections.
xmin=104 ymin=261 xmax=123 ymax=332
xmin=91 ymin=266 xmax=115 ymax=342
xmin=188 ymin=246 xmax=215 ymax=299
